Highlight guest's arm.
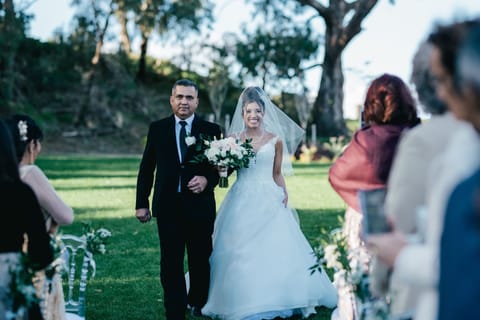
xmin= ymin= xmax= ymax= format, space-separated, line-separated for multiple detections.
xmin=23 ymin=165 xmax=74 ymax=226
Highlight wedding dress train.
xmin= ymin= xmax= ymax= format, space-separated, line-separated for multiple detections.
xmin=202 ymin=137 xmax=337 ymax=320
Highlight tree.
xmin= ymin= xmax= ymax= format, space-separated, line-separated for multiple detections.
xmin=70 ymin=0 xmax=116 ymax=127
xmin=133 ymin=0 xmax=214 ymax=81
xmin=114 ymin=0 xmax=135 ymax=53
xmin=252 ymin=0 xmax=394 ymax=136
xmin=0 ymin=0 xmax=30 ymax=110
xmin=207 ymin=59 xmax=230 ymax=123
xmin=234 ymin=19 xmax=318 ymax=92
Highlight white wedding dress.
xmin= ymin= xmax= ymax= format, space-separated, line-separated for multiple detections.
xmin=202 ymin=136 xmax=338 ymax=320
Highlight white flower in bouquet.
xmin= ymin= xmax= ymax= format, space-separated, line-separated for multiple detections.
xmin=185 ymin=136 xmax=196 ymax=146
xmin=97 ymin=228 xmax=112 ymax=239
xmin=191 ymin=135 xmax=255 ymax=188
xmin=324 ymin=244 xmax=342 ymax=270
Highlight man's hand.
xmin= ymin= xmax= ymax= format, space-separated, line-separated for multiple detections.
xmin=136 ymin=208 xmax=151 ymax=223
xmin=188 ymin=176 xmax=207 ymax=194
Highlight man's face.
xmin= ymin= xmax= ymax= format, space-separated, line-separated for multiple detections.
xmin=170 ymin=85 xmax=198 ymax=119
xmin=430 ymin=47 xmax=464 ymax=117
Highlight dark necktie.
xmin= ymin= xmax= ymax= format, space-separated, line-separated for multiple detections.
xmin=179 ymin=120 xmax=188 ymax=163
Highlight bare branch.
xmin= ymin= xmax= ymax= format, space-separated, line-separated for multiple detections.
xmin=343 ymin=0 xmax=379 ymax=46
xmin=295 ymin=0 xmax=329 ymax=19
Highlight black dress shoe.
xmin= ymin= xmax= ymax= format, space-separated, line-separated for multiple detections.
xmin=191 ymin=307 xmax=203 ymax=317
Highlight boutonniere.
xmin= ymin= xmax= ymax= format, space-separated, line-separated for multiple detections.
xmin=185 ymin=135 xmax=196 ymax=147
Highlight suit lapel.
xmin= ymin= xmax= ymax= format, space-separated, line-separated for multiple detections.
xmin=166 ymin=115 xmax=181 ymax=164
xmin=187 ymin=115 xmax=202 ymax=160
xmin=191 ymin=115 xmax=201 ymax=137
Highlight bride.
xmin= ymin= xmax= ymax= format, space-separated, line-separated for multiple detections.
xmin=201 ymin=87 xmax=338 ymax=320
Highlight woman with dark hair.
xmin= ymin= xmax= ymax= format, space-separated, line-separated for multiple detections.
xmin=328 ymin=73 xmax=419 ymax=320
xmin=329 ymin=74 xmax=419 ymax=213
xmin=0 ymin=119 xmax=53 ymax=319
xmin=7 ymin=114 xmax=73 ymax=320
xmin=8 ymin=114 xmax=73 ymax=234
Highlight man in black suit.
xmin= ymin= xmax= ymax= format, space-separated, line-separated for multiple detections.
xmin=135 ymin=79 xmax=221 ymax=320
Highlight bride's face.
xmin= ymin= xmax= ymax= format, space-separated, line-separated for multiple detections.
xmin=243 ymin=102 xmax=264 ymax=129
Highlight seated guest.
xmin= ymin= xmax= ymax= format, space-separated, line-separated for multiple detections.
xmin=0 ymin=119 xmax=53 ymax=319
xmin=438 ymin=23 xmax=480 ymax=320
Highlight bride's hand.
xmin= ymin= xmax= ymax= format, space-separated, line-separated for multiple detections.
xmin=282 ymin=190 xmax=288 ymax=207
xmin=217 ymin=166 xmax=228 ymax=175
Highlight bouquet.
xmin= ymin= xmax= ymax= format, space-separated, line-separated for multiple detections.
xmin=192 ymin=135 xmax=255 ymax=188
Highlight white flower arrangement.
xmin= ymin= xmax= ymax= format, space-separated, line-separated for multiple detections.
xmin=7 ymin=254 xmax=40 ymax=319
xmin=82 ymin=224 xmax=112 ymax=255
xmin=192 ymin=135 xmax=255 ymax=187
xmin=312 ymin=228 xmax=390 ymax=320
xmin=185 ymin=136 xmax=196 ymax=147
xmin=17 ymin=120 xmax=28 ymax=142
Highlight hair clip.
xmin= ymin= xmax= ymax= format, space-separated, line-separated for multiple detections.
xmin=18 ymin=120 xmax=28 ymax=142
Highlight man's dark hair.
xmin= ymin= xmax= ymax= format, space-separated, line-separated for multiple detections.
xmin=172 ymin=79 xmax=198 ymax=94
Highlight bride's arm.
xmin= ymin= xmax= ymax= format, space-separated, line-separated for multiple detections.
xmin=273 ymin=138 xmax=288 ymax=206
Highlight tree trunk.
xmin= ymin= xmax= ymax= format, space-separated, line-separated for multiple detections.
xmin=137 ymin=33 xmax=149 ymax=81
xmin=296 ymin=0 xmax=380 ymax=137
xmin=117 ymin=9 xmax=131 ymax=53
xmin=313 ymin=43 xmax=347 ymax=136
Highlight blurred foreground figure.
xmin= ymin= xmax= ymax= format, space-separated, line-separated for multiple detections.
xmin=438 ymin=23 xmax=480 ymax=320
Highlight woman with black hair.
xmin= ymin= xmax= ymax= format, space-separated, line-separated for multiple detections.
xmin=7 ymin=114 xmax=74 ymax=320
xmin=8 ymin=115 xmax=73 ymax=235
xmin=0 ymin=119 xmax=53 ymax=319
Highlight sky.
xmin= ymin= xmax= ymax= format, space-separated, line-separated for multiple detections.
xmin=26 ymin=0 xmax=480 ymax=119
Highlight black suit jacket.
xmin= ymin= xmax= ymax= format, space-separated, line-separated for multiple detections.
xmin=136 ymin=114 xmax=221 ymax=218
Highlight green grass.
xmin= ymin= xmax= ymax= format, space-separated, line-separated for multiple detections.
xmin=36 ymin=156 xmax=346 ymax=320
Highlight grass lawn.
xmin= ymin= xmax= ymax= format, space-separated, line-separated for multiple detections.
xmin=37 ymin=155 xmax=346 ymax=320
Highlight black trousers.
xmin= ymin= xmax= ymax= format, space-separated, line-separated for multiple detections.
xmin=156 ymin=194 xmax=215 ymax=320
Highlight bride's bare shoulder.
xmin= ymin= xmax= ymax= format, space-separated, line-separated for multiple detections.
xmin=264 ymin=131 xmax=276 ymax=140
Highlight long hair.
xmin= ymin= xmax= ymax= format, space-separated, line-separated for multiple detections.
xmin=7 ymin=114 xmax=44 ymax=161
xmin=363 ymin=74 xmax=418 ymax=126
xmin=0 ymin=120 xmax=20 ymax=183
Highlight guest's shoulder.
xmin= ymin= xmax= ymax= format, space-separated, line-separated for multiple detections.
xmin=20 ymin=164 xmax=46 ymax=180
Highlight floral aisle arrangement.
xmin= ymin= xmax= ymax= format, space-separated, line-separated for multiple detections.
xmin=81 ymin=223 xmax=112 ymax=255
xmin=7 ymin=254 xmax=39 ymax=320
xmin=312 ymin=228 xmax=390 ymax=320
xmin=191 ymin=135 xmax=255 ymax=188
